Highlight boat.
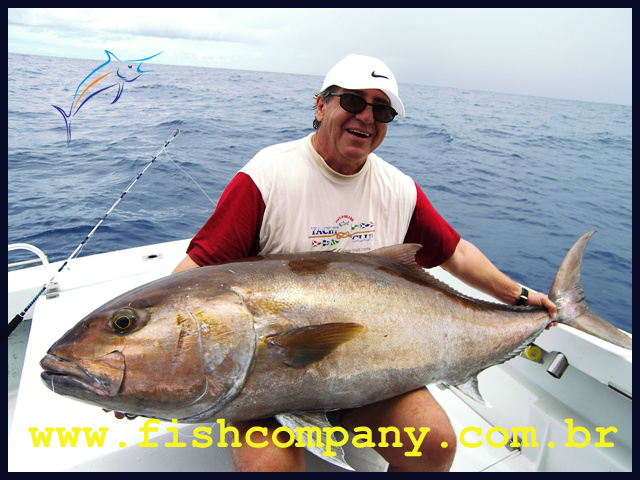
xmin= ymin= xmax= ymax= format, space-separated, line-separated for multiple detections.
xmin=7 ymin=240 xmax=632 ymax=472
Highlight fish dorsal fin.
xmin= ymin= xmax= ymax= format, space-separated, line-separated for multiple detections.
xmin=105 ymin=50 xmax=122 ymax=62
xmin=367 ymin=244 xmax=454 ymax=291
xmin=367 ymin=243 xmax=422 ymax=266
xmin=266 ymin=323 xmax=363 ymax=368
xmin=369 ymin=244 xmax=535 ymax=312
xmin=367 ymin=244 xmax=464 ymax=294
xmin=275 ymin=412 xmax=354 ymax=471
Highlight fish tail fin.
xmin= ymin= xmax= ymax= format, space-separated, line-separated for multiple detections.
xmin=550 ymin=231 xmax=631 ymax=349
xmin=52 ymin=105 xmax=72 ymax=145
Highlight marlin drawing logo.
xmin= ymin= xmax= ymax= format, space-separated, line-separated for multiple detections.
xmin=52 ymin=50 xmax=163 ymax=145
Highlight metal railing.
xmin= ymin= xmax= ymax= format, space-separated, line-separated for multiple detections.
xmin=8 ymin=244 xmax=49 ymax=269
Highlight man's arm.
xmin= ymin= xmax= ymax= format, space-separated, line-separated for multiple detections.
xmin=441 ymin=238 xmax=557 ymax=319
xmin=172 ymin=255 xmax=200 ymax=274
xmin=171 ymin=172 xmax=265 ymax=275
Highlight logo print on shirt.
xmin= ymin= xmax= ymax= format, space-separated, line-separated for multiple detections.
xmin=309 ymin=215 xmax=375 ymax=249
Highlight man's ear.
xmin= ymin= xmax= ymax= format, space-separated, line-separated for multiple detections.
xmin=315 ymin=95 xmax=325 ymax=123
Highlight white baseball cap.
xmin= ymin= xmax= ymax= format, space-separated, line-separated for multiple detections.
xmin=321 ymin=54 xmax=405 ymax=118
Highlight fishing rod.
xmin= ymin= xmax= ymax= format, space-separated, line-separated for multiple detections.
xmin=5 ymin=128 xmax=180 ymax=341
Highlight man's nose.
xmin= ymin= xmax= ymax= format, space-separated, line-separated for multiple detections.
xmin=354 ymin=104 xmax=375 ymax=123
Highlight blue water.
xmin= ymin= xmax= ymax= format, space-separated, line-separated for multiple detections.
xmin=8 ymin=53 xmax=632 ymax=333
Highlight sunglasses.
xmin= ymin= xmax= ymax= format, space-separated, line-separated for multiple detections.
xmin=328 ymin=93 xmax=397 ymax=123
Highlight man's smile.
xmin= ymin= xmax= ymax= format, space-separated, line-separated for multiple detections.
xmin=346 ymin=128 xmax=371 ymax=139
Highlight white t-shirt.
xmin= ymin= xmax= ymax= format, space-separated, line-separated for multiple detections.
xmin=240 ymin=133 xmax=417 ymax=255
xmin=188 ymin=134 xmax=460 ymax=268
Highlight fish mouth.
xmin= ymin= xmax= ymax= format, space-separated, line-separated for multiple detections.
xmin=40 ymin=351 xmax=125 ymax=397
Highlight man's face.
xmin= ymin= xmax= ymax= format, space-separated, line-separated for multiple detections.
xmin=313 ymin=88 xmax=390 ymax=175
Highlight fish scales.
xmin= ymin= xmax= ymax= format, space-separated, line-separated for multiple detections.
xmin=212 ymin=252 xmax=549 ymax=421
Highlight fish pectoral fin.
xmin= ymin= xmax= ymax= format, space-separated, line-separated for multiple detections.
xmin=266 ymin=322 xmax=363 ymax=368
xmin=453 ymin=376 xmax=492 ymax=408
xmin=275 ymin=412 xmax=355 ymax=471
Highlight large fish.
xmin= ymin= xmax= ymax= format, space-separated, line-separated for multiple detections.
xmin=40 ymin=231 xmax=631 ymax=468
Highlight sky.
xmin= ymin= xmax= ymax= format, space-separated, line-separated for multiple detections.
xmin=8 ymin=8 xmax=632 ymax=105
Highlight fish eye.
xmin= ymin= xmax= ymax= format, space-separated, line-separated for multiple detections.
xmin=110 ymin=309 xmax=137 ymax=333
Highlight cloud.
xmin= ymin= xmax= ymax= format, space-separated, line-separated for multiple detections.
xmin=8 ymin=8 xmax=269 ymax=45
xmin=7 ymin=8 xmax=632 ymax=104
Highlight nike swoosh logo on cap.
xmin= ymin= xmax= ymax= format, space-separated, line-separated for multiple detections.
xmin=371 ymin=71 xmax=389 ymax=79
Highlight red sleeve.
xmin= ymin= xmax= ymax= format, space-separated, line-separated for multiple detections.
xmin=187 ymin=172 xmax=265 ymax=266
xmin=403 ymin=183 xmax=460 ymax=268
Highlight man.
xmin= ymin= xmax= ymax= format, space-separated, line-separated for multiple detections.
xmin=172 ymin=54 xmax=557 ymax=472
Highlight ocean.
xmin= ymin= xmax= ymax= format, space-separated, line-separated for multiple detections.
xmin=8 ymin=53 xmax=632 ymax=333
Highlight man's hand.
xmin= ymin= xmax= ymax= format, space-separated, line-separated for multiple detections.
xmin=526 ymin=290 xmax=558 ymax=329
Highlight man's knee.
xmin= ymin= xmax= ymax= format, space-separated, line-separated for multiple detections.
xmin=342 ymin=388 xmax=458 ymax=472
xmin=380 ymin=421 xmax=456 ymax=472
xmin=229 ymin=418 xmax=305 ymax=472
xmin=412 ymin=422 xmax=457 ymax=471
